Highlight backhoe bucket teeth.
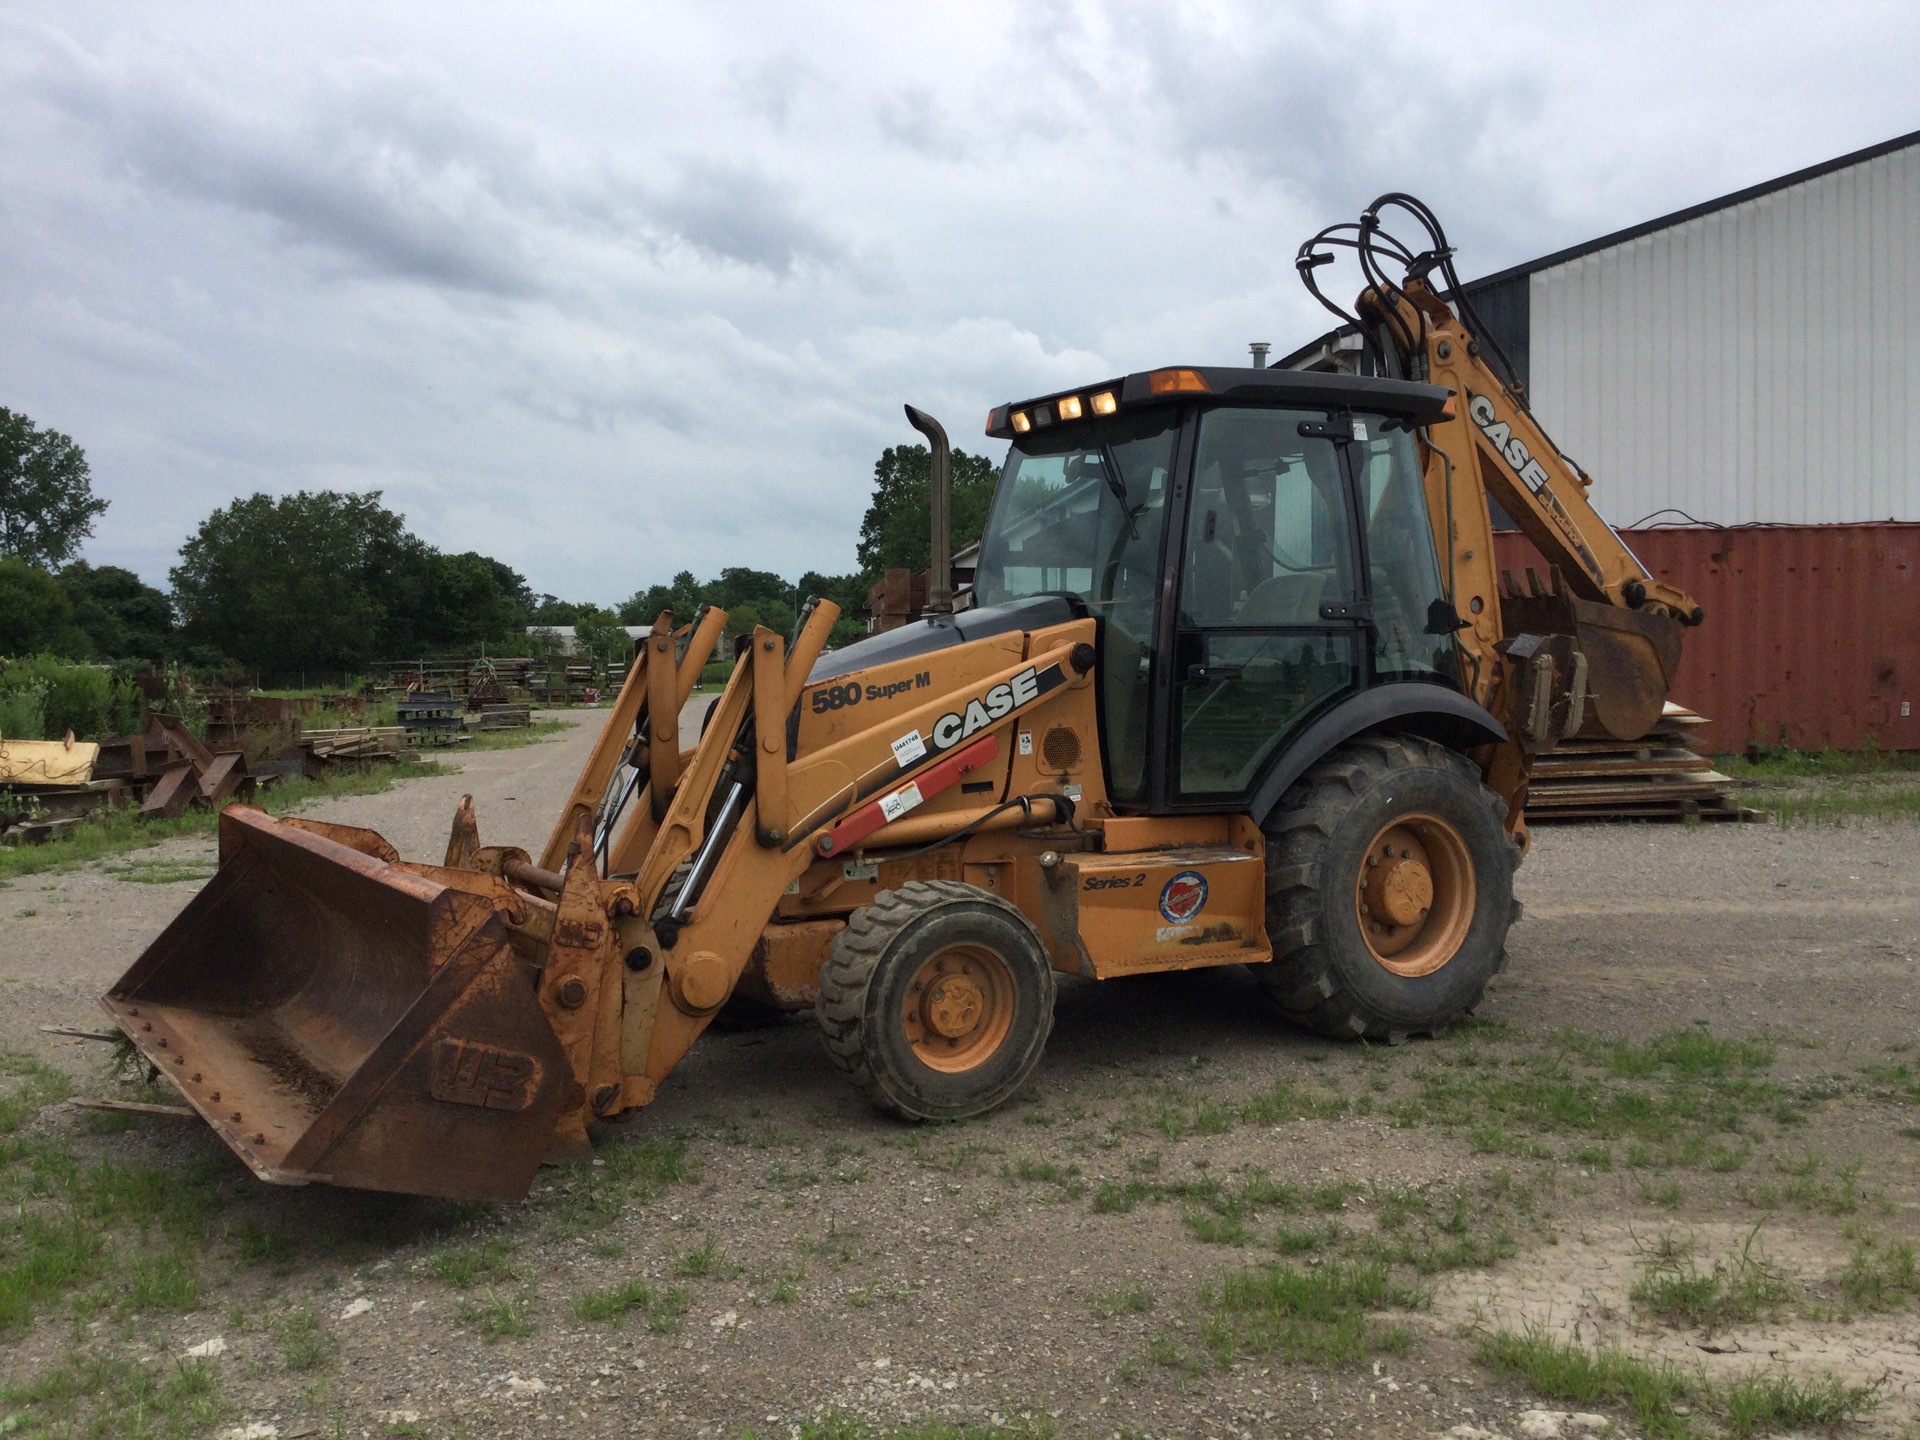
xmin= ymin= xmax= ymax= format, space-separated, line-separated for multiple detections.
xmin=101 ymin=806 xmax=570 ymax=1202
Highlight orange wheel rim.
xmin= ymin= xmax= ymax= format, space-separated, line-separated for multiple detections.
xmin=1354 ymin=813 xmax=1475 ymax=978
xmin=902 ymin=943 xmax=1016 ymax=1073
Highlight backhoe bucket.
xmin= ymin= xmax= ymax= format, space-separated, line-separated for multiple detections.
xmin=101 ymin=806 xmax=570 ymax=1202
xmin=1502 ymin=590 xmax=1684 ymax=742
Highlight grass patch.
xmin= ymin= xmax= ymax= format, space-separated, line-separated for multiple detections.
xmin=102 ymin=857 xmax=219 ymax=886
xmin=426 ymin=1236 xmax=518 ymax=1288
xmin=456 ymin=1292 xmax=535 ymax=1340
xmin=1196 ymin=1259 xmax=1422 ymax=1368
xmin=570 ymin=1277 xmax=689 ymax=1331
xmin=276 ymin=1306 xmax=335 ymax=1371
xmin=462 ymin=719 xmax=573 ymax=751
xmin=0 ymin=1352 xmax=225 ymax=1438
xmin=1630 ymin=1228 xmax=1791 ymax=1334
xmin=1478 ymin=1326 xmax=1878 ymax=1438
xmin=1839 ymin=1235 xmax=1920 ymax=1311
xmin=551 ymin=1136 xmax=690 ymax=1232
xmin=1090 ymin=1284 xmax=1153 ymax=1318
xmin=1390 ymin=1027 xmax=1795 ymax=1168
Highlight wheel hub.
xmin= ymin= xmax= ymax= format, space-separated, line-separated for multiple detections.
xmin=922 ymin=974 xmax=985 ymax=1038
xmin=1354 ymin=815 xmax=1476 ymax=977
xmin=1366 ymin=850 xmax=1433 ymax=928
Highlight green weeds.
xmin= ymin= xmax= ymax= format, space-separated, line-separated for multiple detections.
xmin=0 ymin=1352 xmax=225 ymax=1438
xmin=1630 ymin=1228 xmax=1791 ymax=1334
xmin=570 ymin=1278 xmax=688 ymax=1331
xmin=426 ymin=1237 xmax=518 ymax=1289
xmin=456 ymin=1293 xmax=535 ymax=1340
xmin=1478 ymin=1326 xmax=1878 ymax=1438
xmin=1194 ymin=1259 xmax=1422 ymax=1368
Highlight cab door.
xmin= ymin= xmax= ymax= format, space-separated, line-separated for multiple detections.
xmin=1166 ymin=407 xmax=1367 ymax=805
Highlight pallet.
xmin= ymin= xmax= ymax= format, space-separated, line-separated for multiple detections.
xmin=1525 ymin=703 xmax=1762 ymax=823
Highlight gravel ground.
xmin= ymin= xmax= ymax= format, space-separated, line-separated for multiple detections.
xmin=3 ymin=712 xmax=1917 ymax=1440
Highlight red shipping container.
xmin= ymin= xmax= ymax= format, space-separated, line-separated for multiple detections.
xmin=1493 ymin=524 xmax=1919 ymax=753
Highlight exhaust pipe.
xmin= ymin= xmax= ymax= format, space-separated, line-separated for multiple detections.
xmin=904 ymin=404 xmax=953 ymax=616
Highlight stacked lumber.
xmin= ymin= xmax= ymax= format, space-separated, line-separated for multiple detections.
xmin=471 ymin=704 xmax=531 ymax=731
xmin=1525 ymin=703 xmax=1759 ymax=822
xmin=300 ymin=726 xmax=404 ymax=760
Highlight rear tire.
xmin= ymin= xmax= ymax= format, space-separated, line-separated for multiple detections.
xmin=817 ymin=881 xmax=1056 ymax=1120
xmin=1254 ymin=734 xmax=1514 ymax=1042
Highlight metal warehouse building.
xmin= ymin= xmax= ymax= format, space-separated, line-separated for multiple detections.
xmin=1287 ymin=131 xmax=1920 ymax=751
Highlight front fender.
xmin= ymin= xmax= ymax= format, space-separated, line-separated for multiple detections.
xmin=1247 ymin=683 xmax=1507 ymax=827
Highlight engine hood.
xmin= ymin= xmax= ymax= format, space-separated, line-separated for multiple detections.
xmin=806 ymin=595 xmax=1081 ymax=682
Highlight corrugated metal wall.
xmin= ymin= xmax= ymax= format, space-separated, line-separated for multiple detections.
xmin=1495 ymin=524 xmax=1920 ymax=752
xmin=1527 ymin=144 xmax=1920 ymax=527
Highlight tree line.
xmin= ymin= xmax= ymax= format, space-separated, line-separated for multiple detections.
xmin=1 ymin=407 xmax=1001 ymax=683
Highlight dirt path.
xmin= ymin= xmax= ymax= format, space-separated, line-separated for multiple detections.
xmin=4 ymin=728 xmax=1918 ymax=1440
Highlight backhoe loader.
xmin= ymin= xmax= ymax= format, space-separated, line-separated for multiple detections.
xmin=102 ymin=196 xmax=1701 ymax=1202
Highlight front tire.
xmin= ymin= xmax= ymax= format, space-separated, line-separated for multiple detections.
xmin=1254 ymin=735 xmax=1514 ymax=1042
xmin=816 ymin=881 xmax=1056 ymax=1120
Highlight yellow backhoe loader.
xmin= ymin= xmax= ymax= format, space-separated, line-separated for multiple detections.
xmin=102 ymin=197 xmax=1701 ymax=1201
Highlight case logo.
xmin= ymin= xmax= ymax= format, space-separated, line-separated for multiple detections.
xmin=1158 ymin=871 xmax=1209 ymax=925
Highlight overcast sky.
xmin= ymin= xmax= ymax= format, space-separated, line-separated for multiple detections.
xmin=4 ymin=3 xmax=1917 ymax=605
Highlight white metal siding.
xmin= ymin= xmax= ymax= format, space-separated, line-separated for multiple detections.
xmin=1527 ymin=143 xmax=1920 ymax=526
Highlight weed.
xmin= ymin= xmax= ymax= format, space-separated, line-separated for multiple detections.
xmin=1092 ymin=1180 xmax=1155 ymax=1215
xmin=572 ymin=1277 xmax=688 ymax=1331
xmin=1090 ymin=1284 xmax=1154 ymax=1318
xmin=1184 ymin=1210 xmax=1254 ymax=1246
xmin=278 ymin=1306 xmax=336 ymax=1371
xmin=1478 ymin=1326 xmax=1878 ymax=1439
xmin=1637 ymin=1177 xmax=1685 ymax=1210
xmin=674 ymin=1236 xmax=732 ymax=1278
xmin=1199 ymin=1260 xmax=1422 ymax=1368
xmin=456 ymin=1293 xmax=535 ymax=1340
xmin=1717 ymin=1370 xmax=1880 ymax=1437
xmin=124 ymin=1248 xmax=201 ymax=1313
xmin=0 ymin=1352 xmax=227 ymax=1437
xmin=1839 ymin=1236 xmax=1920 ymax=1311
xmin=427 ymin=1237 xmax=518 ymax=1289
xmin=1630 ymin=1226 xmax=1791 ymax=1334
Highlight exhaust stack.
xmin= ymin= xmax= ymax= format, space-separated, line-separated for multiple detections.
xmin=904 ymin=404 xmax=953 ymax=616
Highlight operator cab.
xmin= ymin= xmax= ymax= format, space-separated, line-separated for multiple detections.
xmin=974 ymin=366 xmax=1459 ymax=813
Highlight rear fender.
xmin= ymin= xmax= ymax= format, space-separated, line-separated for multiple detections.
xmin=1246 ymin=684 xmax=1506 ymax=828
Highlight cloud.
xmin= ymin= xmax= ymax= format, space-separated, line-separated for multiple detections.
xmin=2 ymin=2 xmax=1917 ymax=603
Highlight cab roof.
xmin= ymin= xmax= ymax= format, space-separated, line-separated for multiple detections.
xmin=985 ymin=366 xmax=1452 ymax=441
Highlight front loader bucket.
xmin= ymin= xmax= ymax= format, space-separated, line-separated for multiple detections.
xmin=102 ymin=806 xmax=570 ymax=1202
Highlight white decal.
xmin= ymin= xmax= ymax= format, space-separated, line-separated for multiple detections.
xmin=923 ymin=665 xmax=1056 ymax=760
xmin=1349 ymin=418 xmax=1368 ymax=442
xmin=879 ymin=782 xmax=923 ymax=823
xmin=1017 ymin=731 xmax=1034 ymax=756
xmin=890 ymin=729 xmax=927 ymax=767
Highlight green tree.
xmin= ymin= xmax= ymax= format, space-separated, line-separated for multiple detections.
xmin=420 ymin=551 xmax=528 ymax=652
xmin=619 ymin=569 xmax=704 ymax=628
xmin=60 ymin=562 xmax=174 ymax=662
xmin=854 ymin=444 xmax=999 ymax=580
xmin=569 ymin=605 xmax=632 ymax=669
xmin=0 ymin=556 xmax=80 ymax=657
xmin=0 ymin=409 xmax=109 ymax=568
xmin=798 ymin=568 xmax=871 ymax=646
xmin=170 ymin=490 xmax=427 ymax=677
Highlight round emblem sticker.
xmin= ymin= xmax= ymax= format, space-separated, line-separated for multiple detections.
xmin=1158 ymin=870 xmax=1208 ymax=925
